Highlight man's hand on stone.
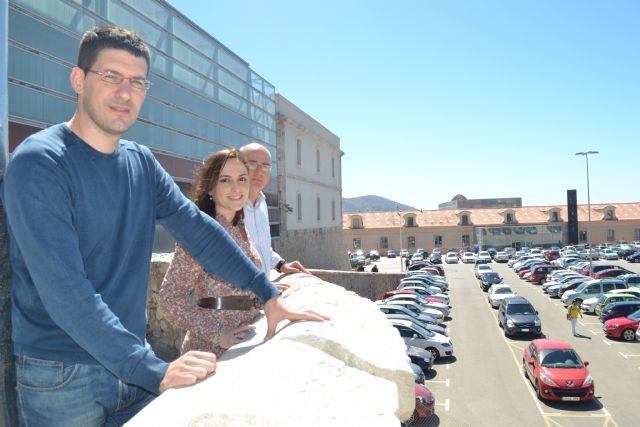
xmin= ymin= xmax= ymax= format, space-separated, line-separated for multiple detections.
xmin=263 ymin=295 xmax=330 ymax=341
xmin=159 ymin=350 xmax=217 ymax=393
xmin=281 ymin=260 xmax=309 ymax=275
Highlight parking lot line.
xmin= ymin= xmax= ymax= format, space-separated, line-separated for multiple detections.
xmin=425 ymin=378 xmax=450 ymax=387
xmin=619 ymin=352 xmax=640 ymax=358
xmin=435 ymin=399 xmax=450 ymax=412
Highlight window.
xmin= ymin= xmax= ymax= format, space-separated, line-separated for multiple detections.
xmin=579 ymin=230 xmax=587 ymax=242
xmin=607 ymin=229 xmax=615 ymax=241
xmin=605 ymin=209 xmax=614 ymax=220
xmin=406 ymin=216 xmax=416 ymax=227
xmin=297 ymin=193 xmax=302 ymax=221
xmin=316 ymin=149 xmax=320 ymax=172
xmin=462 ymin=234 xmax=470 ymax=246
xmin=352 ymin=238 xmax=361 ymax=249
xmin=435 ymin=235 xmax=443 ymax=246
xmin=331 ymin=157 xmax=335 ymax=178
xmin=316 ymin=197 xmax=321 ymax=221
xmin=461 ymin=215 xmax=469 ymax=225
xmin=380 ymin=237 xmax=388 ymax=249
xmin=408 ymin=236 xmax=416 ymax=248
xmin=296 ymin=139 xmax=302 ymax=166
xmin=351 ymin=216 xmax=363 ymax=229
xmin=506 ymin=213 xmax=514 ymax=224
xmin=332 ymin=200 xmax=336 ymax=221
xmin=635 ymin=229 xmax=640 ymax=240
xmin=552 ymin=211 xmax=560 ymax=222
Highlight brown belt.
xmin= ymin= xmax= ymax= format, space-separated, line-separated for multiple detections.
xmin=197 ymin=296 xmax=261 ymax=311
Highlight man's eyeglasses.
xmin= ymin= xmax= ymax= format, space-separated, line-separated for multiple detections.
xmin=246 ymin=161 xmax=272 ymax=172
xmin=87 ymin=69 xmax=152 ymax=91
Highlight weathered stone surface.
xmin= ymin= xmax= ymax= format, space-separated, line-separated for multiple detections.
xmin=133 ymin=271 xmax=414 ymax=426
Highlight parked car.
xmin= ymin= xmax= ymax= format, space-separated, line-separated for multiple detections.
xmin=487 ymin=285 xmax=517 ymax=308
xmin=579 ymin=263 xmax=618 ymax=277
xmin=474 ymin=264 xmax=493 ymax=279
xmin=602 ymin=308 xmax=640 ymax=341
xmin=620 ymin=274 xmax=640 ymax=289
xmin=626 ymin=252 xmax=640 ymax=263
xmin=386 ymin=313 xmax=447 ymax=336
xmin=593 ymin=293 xmax=640 ymax=316
xmin=599 ymin=301 xmax=640 ymax=323
xmin=529 ymin=265 xmax=562 ymax=284
xmin=445 ymin=252 xmax=458 ymax=264
xmin=592 ymin=268 xmax=633 ymax=279
xmin=498 ymin=297 xmax=542 ymax=337
xmin=429 ymin=253 xmax=442 ymax=264
xmin=494 ymin=251 xmax=510 ymax=263
xmin=377 ymin=303 xmax=440 ymax=328
xmin=407 ymin=345 xmax=434 ymax=373
xmin=390 ymin=318 xmax=453 ymax=360
xmin=368 ymin=250 xmax=380 ymax=261
xmin=400 ymin=286 xmax=450 ymax=305
xmin=410 ymin=253 xmax=424 ymax=263
xmin=477 ymin=251 xmax=492 ymax=263
xmin=384 ymin=294 xmax=451 ymax=318
xmin=561 ymin=279 xmax=627 ymax=306
xmin=409 ymin=362 xmax=426 ymax=384
xmin=522 ymin=339 xmax=594 ymax=401
xmin=461 ymin=252 xmax=476 ymax=263
xmin=544 ymin=250 xmax=561 ymax=261
xmin=387 ymin=249 xmax=397 ymax=258
xmin=599 ymin=249 xmax=619 ymax=260
xmin=408 ymin=383 xmax=435 ymax=424
xmin=480 ymin=272 xmax=503 ymax=291
xmin=383 ymin=300 xmax=444 ymax=323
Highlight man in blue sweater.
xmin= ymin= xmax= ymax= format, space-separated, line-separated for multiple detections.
xmin=1 ymin=25 xmax=326 ymax=426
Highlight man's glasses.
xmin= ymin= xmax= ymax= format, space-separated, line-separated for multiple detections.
xmin=87 ymin=69 xmax=152 ymax=91
xmin=246 ymin=161 xmax=272 ymax=172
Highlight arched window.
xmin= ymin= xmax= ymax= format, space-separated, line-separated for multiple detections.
xmin=351 ymin=216 xmax=363 ymax=229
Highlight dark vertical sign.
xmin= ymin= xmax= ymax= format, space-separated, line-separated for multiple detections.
xmin=567 ymin=189 xmax=578 ymax=245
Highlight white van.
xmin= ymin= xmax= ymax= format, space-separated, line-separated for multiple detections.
xmin=561 ymin=279 xmax=627 ymax=306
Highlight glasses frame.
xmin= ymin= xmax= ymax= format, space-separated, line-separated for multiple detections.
xmin=245 ymin=161 xmax=272 ymax=172
xmin=86 ymin=69 xmax=152 ymax=91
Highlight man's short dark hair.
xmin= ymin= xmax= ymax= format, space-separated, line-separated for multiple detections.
xmin=77 ymin=25 xmax=150 ymax=74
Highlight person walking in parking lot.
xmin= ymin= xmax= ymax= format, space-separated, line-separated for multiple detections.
xmin=567 ymin=300 xmax=583 ymax=336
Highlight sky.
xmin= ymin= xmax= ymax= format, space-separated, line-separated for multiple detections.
xmin=168 ymin=0 xmax=639 ymax=210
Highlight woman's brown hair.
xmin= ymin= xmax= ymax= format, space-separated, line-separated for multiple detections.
xmin=192 ymin=148 xmax=247 ymax=226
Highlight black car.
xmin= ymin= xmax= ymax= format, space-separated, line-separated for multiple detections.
xmin=429 ymin=253 xmax=442 ymax=264
xmin=480 ymin=272 xmax=503 ymax=291
xmin=626 ymin=252 xmax=640 ymax=263
xmin=497 ymin=297 xmax=542 ymax=337
xmin=487 ymin=248 xmax=498 ymax=259
xmin=599 ymin=301 xmax=640 ymax=323
xmin=367 ymin=250 xmax=381 ymax=261
xmin=407 ymin=345 xmax=433 ymax=373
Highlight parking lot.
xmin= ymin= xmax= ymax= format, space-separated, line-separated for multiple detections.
xmin=380 ymin=256 xmax=640 ymax=426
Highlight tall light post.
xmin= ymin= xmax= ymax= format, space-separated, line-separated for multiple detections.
xmin=397 ymin=210 xmax=403 ymax=272
xmin=575 ymin=151 xmax=598 ymax=276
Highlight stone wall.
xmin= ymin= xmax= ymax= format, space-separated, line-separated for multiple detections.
xmin=141 ymin=255 xmax=413 ymax=425
xmin=274 ymin=226 xmax=350 ymax=271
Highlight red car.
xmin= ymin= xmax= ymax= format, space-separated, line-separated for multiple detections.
xmin=545 ymin=250 xmax=561 ymax=261
xmin=383 ymin=290 xmax=442 ymax=305
xmin=603 ymin=309 xmax=640 ymax=341
xmin=592 ymin=268 xmax=632 ymax=279
xmin=529 ymin=265 xmax=562 ymax=284
xmin=406 ymin=383 xmax=435 ymax=423
xmin=522 ymin=339 xmax=594 ymax=401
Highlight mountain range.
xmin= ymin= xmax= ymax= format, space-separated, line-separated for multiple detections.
xmin=342 ymin=195 xmax=416 ymax=213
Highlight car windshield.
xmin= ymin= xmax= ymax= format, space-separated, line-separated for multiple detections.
xmin=628 ymin=309 xmax=640 ymax=321
xmin=484 ymin=273 xmax=499 ymax=280
xmin=495 ymin=288 xmax=513 ymax=294
xmin=540 ymin=349 xmax=583 ymax=368
xmin=597 ymin=294 xmax=607 ymax=304
xmin=507 ymin=304 xmax=535 ymax=315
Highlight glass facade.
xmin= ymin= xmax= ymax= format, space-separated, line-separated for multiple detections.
xmin=7 ymin=0 xmax=280 ymax=246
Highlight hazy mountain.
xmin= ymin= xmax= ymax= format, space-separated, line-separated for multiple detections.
xmin=342 ymin=195 xmax=416 ymax=213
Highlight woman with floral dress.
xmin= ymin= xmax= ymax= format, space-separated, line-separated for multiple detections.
xmin=159 ymin=148 xmax=262 ymax=356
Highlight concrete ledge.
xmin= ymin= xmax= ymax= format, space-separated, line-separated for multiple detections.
xmin=132 ymin=272 xmax=414 ymax=426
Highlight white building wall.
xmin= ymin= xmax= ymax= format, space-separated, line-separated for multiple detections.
xmin=274 ymin=94 xmax=348 ymax=270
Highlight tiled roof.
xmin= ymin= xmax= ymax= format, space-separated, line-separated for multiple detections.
xmin=343 ymin=202 xmax=640 ymax=229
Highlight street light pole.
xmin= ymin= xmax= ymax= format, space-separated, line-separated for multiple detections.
xmin=575 ymin=151 xmax=598 ymax=276
xmin=397 ymin=211 xmax=403 ymax=272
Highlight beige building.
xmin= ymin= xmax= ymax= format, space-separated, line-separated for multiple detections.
xmin=343 ymin=203 xmax=640 ymax=253
xmin=274 ymin=94 xmax=348 ymax=269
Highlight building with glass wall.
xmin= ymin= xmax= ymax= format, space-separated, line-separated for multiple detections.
xmin=6 ymin=0 xmax=280 ymax=250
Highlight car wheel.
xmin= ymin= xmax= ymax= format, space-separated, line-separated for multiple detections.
xmin=622 ymin=328 xmax=636 ymax=341
xmin=426 ymin=347 xmax=439 ymax=361
xmin=522 ymin=360 xmax=528 ymax=378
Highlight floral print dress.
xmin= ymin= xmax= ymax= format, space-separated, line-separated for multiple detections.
xmin=159 ymin=215 xmax=263 ymax=355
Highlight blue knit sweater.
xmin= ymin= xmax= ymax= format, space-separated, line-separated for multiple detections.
xmin=1 ymin=124 xmax=279 ymax=394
